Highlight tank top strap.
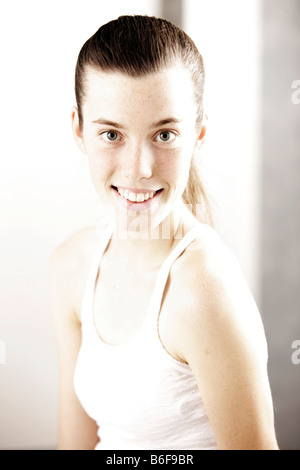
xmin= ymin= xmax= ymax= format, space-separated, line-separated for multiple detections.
xmin=80 ymin=222 xmax=115 ymax=325
xmin=147 ymin=225 xmax=203 ymax=321
xmin=80 ymin=222 xmax=203 ymax=329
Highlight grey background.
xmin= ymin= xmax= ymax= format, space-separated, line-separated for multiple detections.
xmin=260 ymin=0 xmax=300 ymax=450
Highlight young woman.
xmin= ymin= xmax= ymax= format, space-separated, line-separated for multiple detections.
xmin=49 ymin=15 xmax=279 ymax=450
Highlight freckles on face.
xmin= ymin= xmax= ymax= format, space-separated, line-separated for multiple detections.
xmin=87 ymin=150 xmax=115 ymax=193
xmin=80 ymin=66 xmax=199 ymax=208
xmin=157 ymin=146 xmax=191 ymax=189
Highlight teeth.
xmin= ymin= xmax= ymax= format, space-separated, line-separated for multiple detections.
xmin=116 ymin=188 xmax=156 ymax=202
xmin=128 ymin=192 xmax=138 ymax=202
xmin=136 ymin=193 xmax=145 ymax=203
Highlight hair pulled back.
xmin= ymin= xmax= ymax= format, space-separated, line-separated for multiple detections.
xmin=75 ymin=15 xmax=213 ymax=226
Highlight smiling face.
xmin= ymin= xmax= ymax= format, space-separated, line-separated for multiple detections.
xmin=72 ymin=65 xmax=204 ymax=234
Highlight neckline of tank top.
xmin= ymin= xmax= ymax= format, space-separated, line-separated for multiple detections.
xmin=88 ymin=221 xmax=204 ymax=350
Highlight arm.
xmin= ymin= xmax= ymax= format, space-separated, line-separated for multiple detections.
xmin=49 ymin=236 xmax=99 ymax=450
xmin=177 ymin=240 xmax=278 ymax=450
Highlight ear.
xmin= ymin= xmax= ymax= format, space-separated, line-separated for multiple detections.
xmin=195 ymin=113 xmax=207 ymax=151
xmin=71 ymin=106 xmax=86 ymax=154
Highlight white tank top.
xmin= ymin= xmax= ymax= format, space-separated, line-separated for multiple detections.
xmin=74 ymin=223 xmax=218 ymax=450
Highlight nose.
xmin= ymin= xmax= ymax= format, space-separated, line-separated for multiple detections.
xmin=122 ymin=141 xmax=153 ymax=181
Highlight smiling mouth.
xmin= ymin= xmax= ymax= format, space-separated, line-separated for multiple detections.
xmin=111 ymin=186 xmax=163 ymax=203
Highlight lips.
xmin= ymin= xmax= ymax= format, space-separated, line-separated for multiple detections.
xmin=111 ymin=185 xmax=163 ymax=209
xmin=111 ymin=186 xmax=163 ymax=203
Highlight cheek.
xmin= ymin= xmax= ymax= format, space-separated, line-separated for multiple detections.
xmin=160 ymin=150 xmax=192 ymax=188
xmin=87 ymin=151 xmax=115 ymax=188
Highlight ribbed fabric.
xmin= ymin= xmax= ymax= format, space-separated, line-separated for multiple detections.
xmin=73 ymin=223 xmax=218 ymax=450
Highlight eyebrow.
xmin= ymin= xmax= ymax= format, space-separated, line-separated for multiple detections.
xmin=92 ymin=118 xmax=124 ymax=128
xmin=153 ymin=118 xmax=183 ymax=128
xmin=92 ymin=117 xmax=183 ymax=129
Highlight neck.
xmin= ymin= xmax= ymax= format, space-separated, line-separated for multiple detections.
xmin=108 ymin=204 xmax=197 ymax=269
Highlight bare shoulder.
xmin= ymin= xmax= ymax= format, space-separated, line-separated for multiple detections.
xmin=49 ymin=225 xmax=105 ymax=322
xmin=172 ymin=223 xmax=268 ymax=362
xmin=171 ymin=224 xmax=277 ymax=449
xmin=179 ymin=223 xmax=243 ymax=290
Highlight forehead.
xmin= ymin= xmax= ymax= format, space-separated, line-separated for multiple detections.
xmin=83 ymin=66 xmax=197 ymax=124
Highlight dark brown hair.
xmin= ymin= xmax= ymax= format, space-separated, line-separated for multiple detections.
xmin=75 ymin=15 xmax=213 ymax=226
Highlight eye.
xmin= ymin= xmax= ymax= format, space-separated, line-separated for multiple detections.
xmin=154 ymin=130 xmax=176 ymax=143
xmin=100 ymin=130 xmax=122 ymax=142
